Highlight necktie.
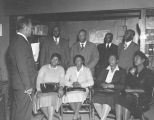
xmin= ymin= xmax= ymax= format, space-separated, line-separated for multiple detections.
xmin=106 ymin=44 xmax=109 ymax=49
xmin=81 ymin=44 xmax=84 ymax=50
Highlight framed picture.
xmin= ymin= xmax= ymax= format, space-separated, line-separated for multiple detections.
xmin=0 ymin=24 xmax=2 ymax=36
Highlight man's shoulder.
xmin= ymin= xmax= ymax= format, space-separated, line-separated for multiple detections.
xmin=71 ymin=42 xmax=79 ymax=48
xmin=131 ymin=42 xmax=139 ymax=48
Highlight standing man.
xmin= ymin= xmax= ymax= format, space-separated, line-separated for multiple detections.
xmin=118 ymin=29 xmax=139 ymax=71
xmin=95 ymin=32 xmax=118 ymax=77
xmin=9 ymin=18 xmax=37 ymax=120
xmin=71 ymin=29 xmax=99 ymax=75
xmin=39 ymin=26 xmax=70 ymax=70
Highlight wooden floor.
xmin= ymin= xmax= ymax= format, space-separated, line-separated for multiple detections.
xmin=32 ymin=114 xmax=115 ymax=120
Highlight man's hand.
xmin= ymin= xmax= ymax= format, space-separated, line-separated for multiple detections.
xmin=24 ymin=88 xmax=33 ymax=95
xmin=24 ymin=88 xmax=33 ymax=101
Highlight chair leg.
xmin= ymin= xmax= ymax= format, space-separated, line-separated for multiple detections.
xmin=60 ymin=104 xmax=63 ymax=120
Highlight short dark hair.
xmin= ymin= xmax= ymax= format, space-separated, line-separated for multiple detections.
xmin=109 ymin=53 xmax=119 ymax=60
xmin=104 ymin=32 xmax=113 ymax=43
xmin=134 ymin=51 xmax=149 ymax=67
xmin=16 ymin=17 xmax=31 ymax=31
xmin=126 ymin=29 xmax=135 ymax=36
xmin=77 ymin=29 xmax=87 ymax=42
xmin=73 ymin=55 xmax=85 ymax=65
xmin=50 ymin=53 xmax=61 ymax=62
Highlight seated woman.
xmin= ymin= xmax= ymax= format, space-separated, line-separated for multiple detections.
xmin=36 ymin=53 xmax=65 ymax=120
xmin=93 ymin=54 xmax=126 ymax=120
xmin=62 ymin=55 xmax=94 ymax=120
xmin=115 ymin=51 xmax=154 ymax=120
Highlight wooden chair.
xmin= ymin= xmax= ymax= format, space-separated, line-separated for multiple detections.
xmin=60 ymin=87 xmax=94 ymax=120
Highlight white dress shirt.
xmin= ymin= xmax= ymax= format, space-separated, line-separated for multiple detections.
xmin=124 ymin=41 xmax=132 ymax=50
xmin=53 ymin=36 xmax=60 ymax=44
xmin=80 ymin=41 xmax=87 ymax=48
xmin=105 ymin=65 xmax=119 ymax=83
xmin=106 ymin=43 xmax=112 ymax=48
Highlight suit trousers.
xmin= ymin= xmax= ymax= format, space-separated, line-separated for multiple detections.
xmin=11 ymin=89 xmax=32 ymax=120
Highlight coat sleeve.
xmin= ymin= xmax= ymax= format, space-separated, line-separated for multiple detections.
xmin=114 ymin=70 xmax=126 ymax=90
xmin=95 ymin=70 xmax=106 ymax=87
xmin=64 ymin=39 xmax=71 ymax=69
xmin=36 ymin=67 xmax=45 ymax=91
xmin=15 ymin=42 xmax=33 ymax=90
xmin=70 ymin=46 xmax=75 ymax=66
xmin=81 ymin=68 xmax=94 ymax=88
xmin=87 ymin=44 xmax=99 ymax=70
xmin=39 ymin=39 xmax=48 ymax=67
xmin=63 ymin=68 xmax=73 ymax=87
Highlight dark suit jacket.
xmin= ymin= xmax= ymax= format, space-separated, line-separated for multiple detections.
xmin=8 ymin=34 xmax=37 ymax=90
xmin=39 ymin=36 xmax=70 ymax=69
xmin=70 ymin=41 xmax=99 ymax=74
xmin=95 ymin=43 xmax=118 ymax=76
xmin=95 ymin=67 xmax=126 ymax=92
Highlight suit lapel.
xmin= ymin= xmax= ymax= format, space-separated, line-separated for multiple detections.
xmin=111 ymin=70 xmax=120 ymax=83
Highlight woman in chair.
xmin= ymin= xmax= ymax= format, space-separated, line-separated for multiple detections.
xmin=36 ymin=53 xmax=65 ymax=120
xmin=63 ymin=55 xmax=94 ymax=120
xmin=115 ymin=51 xmax=154 ymax=120
xmin=93 ymin=54 xmax=126 ymax=120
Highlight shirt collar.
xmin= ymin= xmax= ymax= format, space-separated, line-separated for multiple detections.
xmin=17 ymin=32 xmax=28 ymax=42
xmin=125 ymin=41 xmax=132 ymax=47
xmin=80 ymin=41 xmax=87 ymax=47
xmin=76 ymin=65 xmax=84 ymax=72
xmin=106 ymin=43 xmax=112 ymax=47
xmin=106 ymin=65 xmax=119 ymax=72
xmin=49 ymin=64 xmax=57 ymax=69
xmin=53 ymin=36 xmax=60 ymax=44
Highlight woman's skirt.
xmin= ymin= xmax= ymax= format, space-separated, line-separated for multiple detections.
xmin=92 ymin=92 xmax=118 ymax=108
xmin=63 ymin=88 xmax=89 ymax=103
xmin=37 ymin=92 xmax=61 ymax=109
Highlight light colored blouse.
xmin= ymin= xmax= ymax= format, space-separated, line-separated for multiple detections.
xmin=36 ymin=64 xmax=65 ymax=91
xmin=63 ymin=66 xmax=94 ymax=88
xmin=105 ymin=65 xmax=119 ymax=83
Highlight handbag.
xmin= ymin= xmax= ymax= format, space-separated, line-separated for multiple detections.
xmin=40 ymin=82 xmax=59 ymax=93
xmin=66 ymin=87 xmax=86 ymax=92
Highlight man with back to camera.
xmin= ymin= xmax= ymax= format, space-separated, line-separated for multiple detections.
xmin=71 ymin=29 xmax=99 ymax=75
xmin=95 ymin=32 xmax=118 ymax=77
xmin=118 ymin=29 xmax=139 ymax=72
xmin=39 ymin=25 xmax=70 ymax=70
xmin=8 ymin=18 xmax=37 ymax=120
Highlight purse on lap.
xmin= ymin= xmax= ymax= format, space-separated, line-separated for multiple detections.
xmin=66 ymin=87 xmax=86 ymax=92
xmin=40 ymin=83 xmax=59 ymax=93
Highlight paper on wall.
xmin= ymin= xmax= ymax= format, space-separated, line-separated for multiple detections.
xmin=89 ymin=30 xmax=110 ymax=44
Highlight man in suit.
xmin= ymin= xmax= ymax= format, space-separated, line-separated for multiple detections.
xmin=95 ymin=32 xmax=118 ymax=77
xmin=39 ymin=26 xmax=70 ymax=69
xmin=8 ymin=18 xmax=37 ymax=120
xmin=118 ymin=29 xmax=139 ymax=72
xmin=71 ymin=29 xmax=99 ymax=75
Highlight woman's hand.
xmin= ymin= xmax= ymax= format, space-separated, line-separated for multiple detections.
xmin=101 ymin=83 xmax=114 ymax=89
xmin=129 ymin=67 xmax=136 ymax=76
xmin=73 ymin=82 xmax=81 ymax=87
xmin=58 ymin=87 xmax=64 ymax=98
xmin=101 ymin=83 xmax=108 ymax=89
xmin=107 ymin=84 xmax=114 ymax=89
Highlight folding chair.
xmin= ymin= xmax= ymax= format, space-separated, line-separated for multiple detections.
xmin=60 ymin=87 xmax=94 ymax=120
